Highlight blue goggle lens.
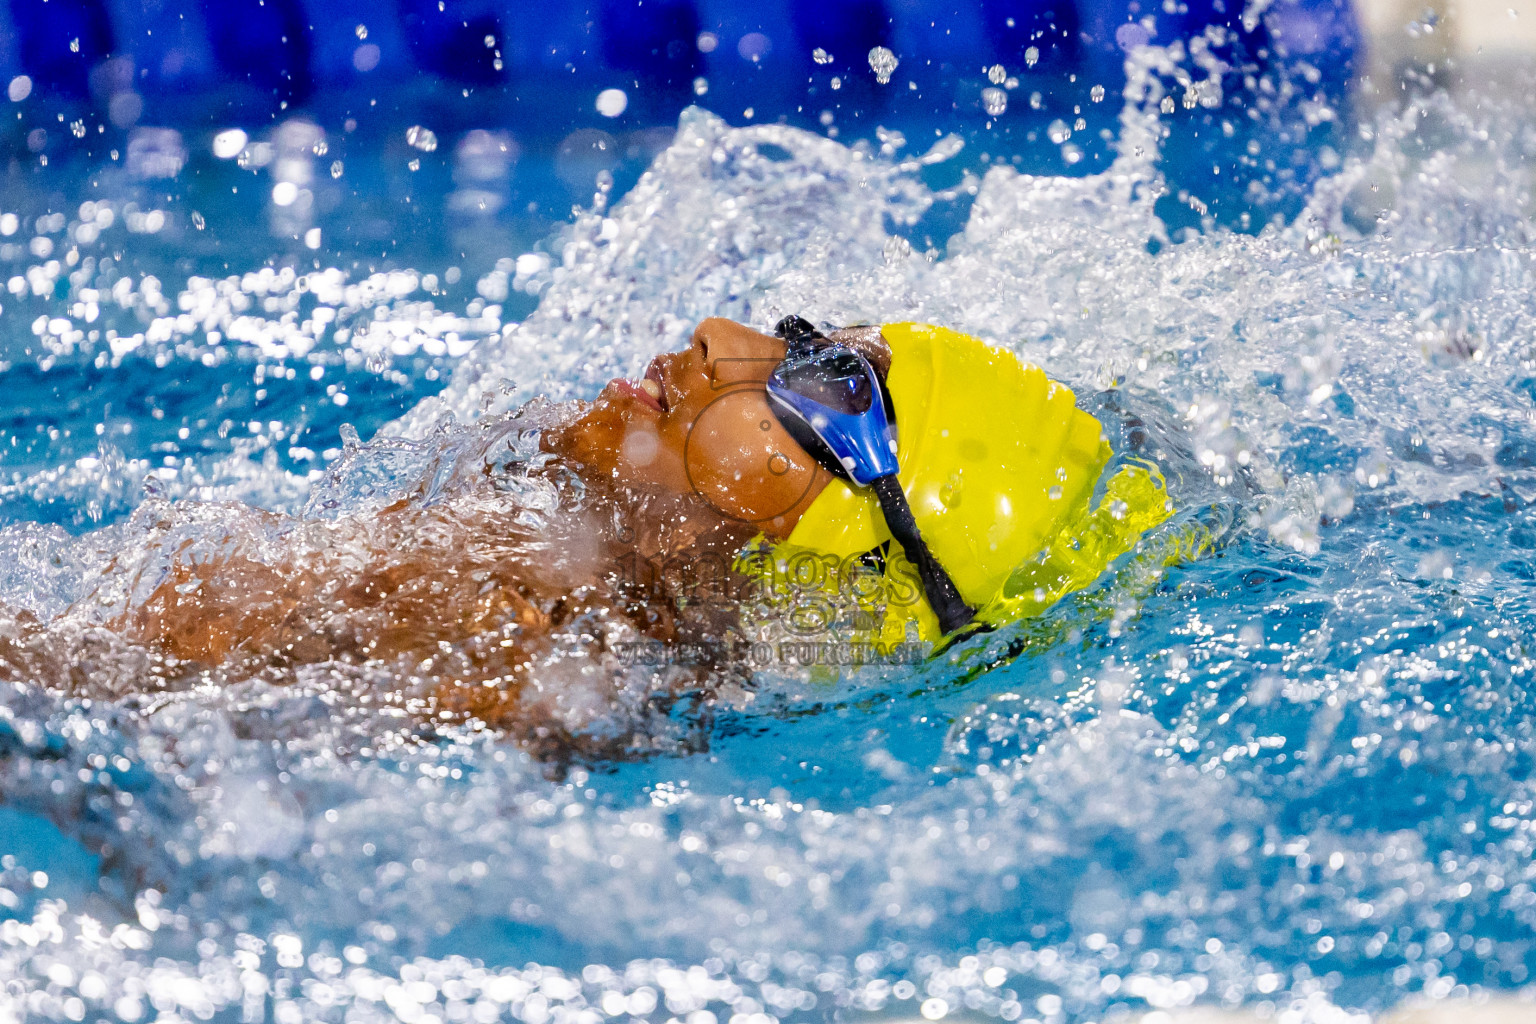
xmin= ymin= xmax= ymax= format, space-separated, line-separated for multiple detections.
xmin=772 ymin=346 xmax=873 ymax=417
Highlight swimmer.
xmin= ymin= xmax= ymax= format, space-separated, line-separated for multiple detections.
xmin=0 ymin=318 xmax=1173 ymax=761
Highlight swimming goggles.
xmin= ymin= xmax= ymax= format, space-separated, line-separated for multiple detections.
xmin=766 ymin=315 xmax=976 ymax=635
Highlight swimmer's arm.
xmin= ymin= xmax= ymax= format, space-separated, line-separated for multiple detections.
xmin=114 ymin=503 xmax=554 ymax=668
xmin=120 ymin=553 xmax=324 ymax=665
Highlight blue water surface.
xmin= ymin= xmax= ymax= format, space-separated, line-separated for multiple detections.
xmin=2 ymin=20 xmax=1535 ymax=1024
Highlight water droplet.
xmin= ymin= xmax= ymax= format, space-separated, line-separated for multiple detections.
xmin=868 ymin=46 xmax=898 ymax=85
xmin=339 ymin=423 xmax=361 ymax=449
xmin=484 ymin=34 xmax=496 ymax=48
xmin=1048 ymin=485 xmax=1063 ymax=500
xmin=1047 ymin=119 xmax=1071 ymax=144
xmin=1091 ymin=84 xmax=1105 ymax=102
xmin=355 ymin=24 xmax=367 ymax=39
xmin=812 ymin=47 xmax=833 ymax=65
xmin=408 ymin=158 xmax=420 ymax=172
xmin=981 ymin=87 xmax=1007 ymax=116
xmin=330 ymin=160 xmax=343 ymax=178
xmin=69 ymin=38 xmax=80 ymax=53
xmin=406 ymin=125 xmax=438 ymax=152
xmin=595 ymin=88 xmax=628 ymax=118
xmin=737 ymin=32 xmax=771 ymax=62
xmin=312 ymin=139 xmax=327 ymax=156
xmin=1056 ymin=466 xmax=1068 ymax=481
xmin=988 ymin=64 xmax=1007 ymax=85
xmin=693 ymin=77 xmax=709 ymax=96
xmin=70 ymin=119 xmax=85 ymax=138
xmin=191 ymin=210 xmax=205 ymax=230
xmin=1161 ymin=95 xmax=1176 ymax=113
xmin=940 ymin=471 xmax=964 ymax=509
xmin=212 ymin=128 xmax=247 ymax=159
xmin=1024 ymin=46 xmax=1039 ymax=67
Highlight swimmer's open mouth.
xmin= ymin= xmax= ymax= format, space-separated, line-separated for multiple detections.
xmin=643 ymin=359 xmax=669 ymax=411
xmin=609 ymin=359 xmax=668 ymax=413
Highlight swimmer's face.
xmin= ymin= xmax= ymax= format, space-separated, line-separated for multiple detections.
xmin=550 ymin=318 xmax=831 ymax=537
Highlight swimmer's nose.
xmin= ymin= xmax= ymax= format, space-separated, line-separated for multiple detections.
xmin=689 ymin=318 xmax=786 ymax=385
xmin=689 ymin=319 xmax=717 ymax=366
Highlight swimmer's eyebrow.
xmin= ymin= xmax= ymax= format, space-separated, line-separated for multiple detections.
xmin=708 ymin=356 xmax=780 ymax=389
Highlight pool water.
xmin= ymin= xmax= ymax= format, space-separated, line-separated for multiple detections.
xmin=4 ymin=42 xmax=1536 ymax=1024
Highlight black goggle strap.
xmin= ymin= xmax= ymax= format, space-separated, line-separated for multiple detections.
xmin=772 ymin=315 xmax=977 ymax=636
xmin=870 ymin=475 xmax=976 ymax=636
xmin=774 ymin=314 xmax=825 ymax=352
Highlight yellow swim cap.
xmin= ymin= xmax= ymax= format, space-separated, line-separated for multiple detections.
xmin=742 ymin=323 xmax=1173 ymax=642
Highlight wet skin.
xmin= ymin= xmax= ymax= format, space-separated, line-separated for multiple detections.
xmin=0 ymin=319 xmax=891 ymax=760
